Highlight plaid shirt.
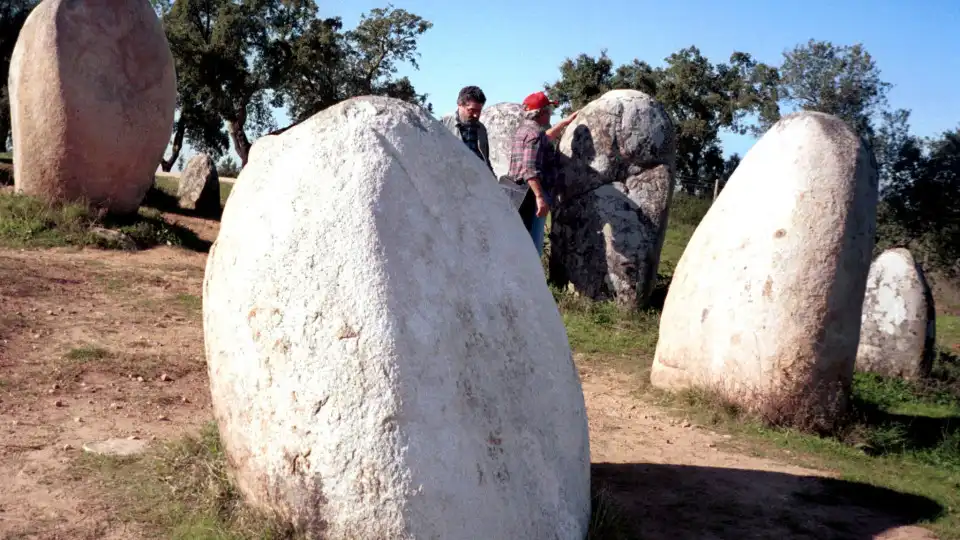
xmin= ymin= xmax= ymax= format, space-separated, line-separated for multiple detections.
xmin=507 ymin=118 xmax=558 ymax=204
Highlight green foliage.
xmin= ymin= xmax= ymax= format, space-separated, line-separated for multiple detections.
xmin=216 ymin=156 xmax=241 ymax=178
xmin=161 ymin=1 xmax=432 ymax=166
xmin=276 ymin=5 xmax=432 ymax=123
xmin=878 ymin=125 xmax=960 ymax=274
xmin=778 ymin=39 xmax=892 ymax=136
xmin=0 ymin=0 xmax=38 ymax=151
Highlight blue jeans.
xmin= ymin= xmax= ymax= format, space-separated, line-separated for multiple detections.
xmin=528 ymin=213 xmax=547 ymax=256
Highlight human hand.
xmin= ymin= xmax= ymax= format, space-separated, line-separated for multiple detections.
xmin=535 ymin=196 xmax=550 ymax=218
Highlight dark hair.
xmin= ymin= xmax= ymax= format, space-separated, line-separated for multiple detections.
xmin=457 ymin=86 xmax=487 ymax=106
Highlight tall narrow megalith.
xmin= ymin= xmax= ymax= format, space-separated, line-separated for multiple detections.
xmin=651 ymin=111 xmax=879 ymax=430
xmin=9 ymin=0 xmax=176 ymax=214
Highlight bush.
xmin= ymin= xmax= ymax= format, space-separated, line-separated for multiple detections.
xmin=669 ymin=191 xmax=712 ymax=228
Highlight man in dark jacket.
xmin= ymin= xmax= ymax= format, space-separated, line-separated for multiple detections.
xmin=441 ymin=86 xmax=493 ymax=173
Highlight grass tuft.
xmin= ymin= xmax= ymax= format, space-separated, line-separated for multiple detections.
xmin=76 ymin=422 xmax=296 ymax=540
xmin=64 ymin=345 xmax=113 ymax=362
xmin=0 ymin=191 xmax=208 ymax=251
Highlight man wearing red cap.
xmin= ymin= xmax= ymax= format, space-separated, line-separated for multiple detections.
xmin=505 ymin=91 xmax=578 ymax=256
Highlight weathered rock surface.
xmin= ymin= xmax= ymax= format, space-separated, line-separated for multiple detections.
xmin=856 ymin=248 xmax=936 ymax=380
xmin=177 ymin=153 xmax=220 ymax=213
xmin=82 ymin=438 xmax=147 ymax=457
xmin=550 ymin=89 xmax=676 ymax=308
xmin=650 ymin=111 xmax=879 ymax=429
xmin=203 ymin=96 xmax=590 ymax=539
xmin=9 ymin=0 xmax=176 ymax=214
xmin=479 ymin=102 xmax=525 ymax=179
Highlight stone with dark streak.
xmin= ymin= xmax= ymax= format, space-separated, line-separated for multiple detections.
xmin=549 ymin=89 xmax=676 ymax=308
xmin=177 ymin=153 xmax=220 ymax=214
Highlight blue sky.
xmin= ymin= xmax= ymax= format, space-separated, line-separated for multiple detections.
xmin=173 ymin=0 xmax=960 ymax=169
xmin=321 ymin=0 xmax=960 ymax=158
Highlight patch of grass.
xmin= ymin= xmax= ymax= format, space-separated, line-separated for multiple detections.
xmin=0 ymin=152 xmax=11 ymax=163
xmin=651 ymin=384 xmax=960 ymax=538
xmin=938 ymin=313 xmax=960 ymax=349
xmin=77 ymin=422 xmax=295 ymax=539
xmin=0 ymin=191 xmax=209 ymax=251
xmin=175 ymin=293 xmax=203 ymax=312
xmin=587 ymin=484 xmax=632 ymax=539
xmin=64 ymin=345 xmax=113 ymax=362
xmin=553 ymin=287 xmax=659 ymax=374
xmin=83 ymin=423 xmax=626 ymax=539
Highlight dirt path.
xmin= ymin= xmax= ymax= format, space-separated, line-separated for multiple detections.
xmin=0 ymin=226 xmax=942 ymax=539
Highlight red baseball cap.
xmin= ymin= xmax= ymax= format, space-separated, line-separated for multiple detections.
xmin=522 ymin=91 xmax=558 ymax=111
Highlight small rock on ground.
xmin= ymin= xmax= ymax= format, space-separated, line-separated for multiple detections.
xmin=82 ymin=438 xmax=148 ymax=457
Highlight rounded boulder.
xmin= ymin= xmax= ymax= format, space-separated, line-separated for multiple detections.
xmin=9 ymin=0 xmax=176 ymax=214
xmin=856 ymin=248 xmax=936 ymax=380
xmin=650 ymin=111 xmax=879 ymax=430
xmin=203 ymin=96 xmax=590 ymax=539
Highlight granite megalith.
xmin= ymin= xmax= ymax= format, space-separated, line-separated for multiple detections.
xmin=9 ymin=0 xmax=176 ymax=214
xmin=203 ymin=96 xmax=590 ymax=539
xmin=856 ymin=248 xmax=936 ymax=380
xmin=650 ymin=111 xmax=879 ymax=430
xmin=549 ymin=89 xmax=676 ymax=308
xmin=177 ymin=153 xmax=220 ymax=214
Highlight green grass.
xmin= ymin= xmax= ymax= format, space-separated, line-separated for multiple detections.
xmin=75 ymin=422 xmax=294 ymax=540
xmin=175 ymin=293 xmax=203 ymax=313
xmin=81 ymin=422 xmax=633 ymax=540
xmin=0 ymin=191 xmax=208 ymax=251
xmin=80 ymin=190 xmax=960 ymax=538
xmin=64 ymin=345 xmax=113 ymax=362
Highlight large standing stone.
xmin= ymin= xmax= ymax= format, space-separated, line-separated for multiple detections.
xmin=650 ymin=111 xmax=878 ymax=430
xmin=9 ymin=0 xmax=176 ymax=214
xmin=550 ymin=89 xmax=676 ymax=308
xmin=479 ymin=102 xmax=525 ymax=179
xmin=856 ymin=248 xmax=936 ymax=380
xmin=177 ymin=153 xmax=220 ymax=214
xmin=203 ymin=96 xmax=590 ymax=539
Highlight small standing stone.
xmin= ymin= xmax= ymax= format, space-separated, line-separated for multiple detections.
xmin=856 ymin=248 xmax=936 ymax=380
xmin=177 ymin=153 xmax=221 ymax=214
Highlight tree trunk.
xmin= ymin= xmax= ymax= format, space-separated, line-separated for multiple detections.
xmin=0 ymin=96 xmax=10 ymax=153
xmin=159 ymin=117 xmax=186 ymax=172
xmin=227 ymin=109 xmax=251 ymax=166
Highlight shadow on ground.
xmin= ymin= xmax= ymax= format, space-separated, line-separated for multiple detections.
xmin=594 ymin=462 xmax=943 ymax=540
xmin=141 ymin=185 xmax=224 ymax=222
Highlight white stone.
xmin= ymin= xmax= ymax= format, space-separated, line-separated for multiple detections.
xmin=203 ymin=96 xmax=590 ymax=539
xmin=650 ymin=111 xmax=878 ymax=428
xmin=82 ymin=438 xmax=148 ymax=457
xmin=479 ymin=102 xmax=525 ymax=179
xmin=856 ymin=248 xmax=936 ymax=380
